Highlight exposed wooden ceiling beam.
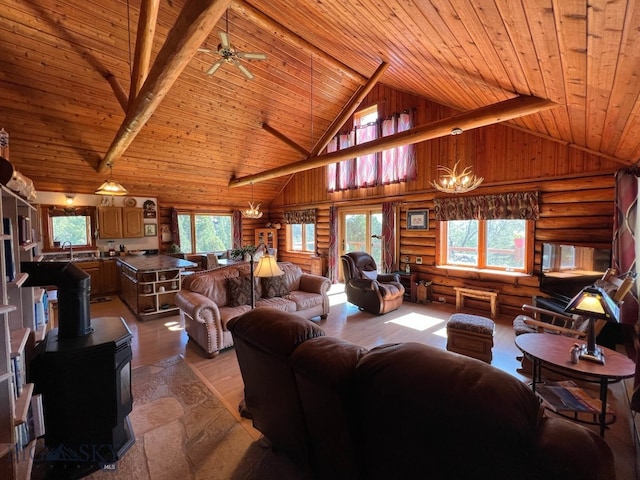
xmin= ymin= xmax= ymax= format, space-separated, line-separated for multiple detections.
xmin=97 ymin=0 xmax=231 ymax=173
xmin=262 ymin=123 xmax=310 ymax=156
xmin=105 ymin=73 xmax=129 ymax=112
xmin=229 ymin=1 xmax=366 ymax=84
xmin=128 ymin=0 xmax=160 ymax=106
xmin=310 ymin=61 xmax=388 ymax=157
xmin=228 ymin=95 xmax=558 ymax=187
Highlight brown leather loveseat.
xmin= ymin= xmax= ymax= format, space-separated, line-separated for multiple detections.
xmin=228 ymin=308 xmax=615 ymax=480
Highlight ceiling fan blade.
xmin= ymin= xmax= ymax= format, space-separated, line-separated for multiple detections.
xmin=218 ymin=31 xmax=230 ymax=49
xmin=197 ymin=48 xmax=214 ymax=53
xmin=236 ymin=52 xmax=267 ymax=60
xmin=207 ymin=60 xmax=224 ymax=75
xmin=234 ymin=60 xmax=254 ymax=80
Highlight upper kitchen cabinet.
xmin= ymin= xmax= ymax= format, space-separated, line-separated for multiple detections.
xmin=99 ymin=207 xmax=143 ymax=239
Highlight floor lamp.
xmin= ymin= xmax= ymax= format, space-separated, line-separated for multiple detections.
xmin=564 ymin=284 xmax=620 ymax=364
xmin=250 ymin=253 xmax=284 ymax=308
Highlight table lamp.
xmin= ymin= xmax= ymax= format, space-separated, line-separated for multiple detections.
xmin=250 ymin=253 xmax=284 ymax=308
xmin=564 ymin=285 xmax=620 ymax=364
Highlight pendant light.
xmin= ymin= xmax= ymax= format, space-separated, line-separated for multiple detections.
xmin=95 ymin=162 xmax=128 ymax=196
xmin=431 ymin=128 xmax=483 ymax=194
xmin=242 ymin=182 xmax=263 ymax=219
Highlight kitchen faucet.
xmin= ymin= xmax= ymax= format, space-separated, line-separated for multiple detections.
xmin=61 ymin=241 xmax=73 ymax=261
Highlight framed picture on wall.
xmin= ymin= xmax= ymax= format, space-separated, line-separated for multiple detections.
xmin=407 ymin=209 xmax=429 ymax=230
xmin=144 ymin=223 xmax=157 ymax=237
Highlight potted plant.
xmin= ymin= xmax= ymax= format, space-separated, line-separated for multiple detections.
xmin=167 ymin=243 xmax=182 ymax=254
xmin=230 ymin=244 xmax=257 ymax=261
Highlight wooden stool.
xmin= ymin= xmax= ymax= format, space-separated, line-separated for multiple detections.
xmin=446 ymin=313 xmax=495 ymax=363
xmin=453 ymin=286 xmax=499 ymax=318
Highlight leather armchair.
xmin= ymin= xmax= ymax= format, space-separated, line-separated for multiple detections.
xmin=341 ymin=252 xmax=405 ymax=314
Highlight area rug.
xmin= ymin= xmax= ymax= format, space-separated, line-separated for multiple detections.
xmin=83 ymin=355 xmax=309 ymax=480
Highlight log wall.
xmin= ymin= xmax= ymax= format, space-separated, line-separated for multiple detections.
xmin=266 ymin=85 xmax=620 ymax=318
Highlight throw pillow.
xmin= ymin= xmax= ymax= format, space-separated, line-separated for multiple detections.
xmin=226 ymin=276 xmax=255 ymax=307
xmin=261 ymin=275 xmax=289 ymax=298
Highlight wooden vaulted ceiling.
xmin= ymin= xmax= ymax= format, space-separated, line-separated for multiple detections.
xmin=1 ymin=0 xmax=639 ymax=208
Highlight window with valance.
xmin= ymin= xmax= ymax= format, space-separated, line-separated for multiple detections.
xmin=434 ymin=191 xmax=540 ymax=221
xmin=283 ymin=209 xmax=317 ymax=224
xmin=284 ymin=209 xmax=317 ymax=252
xmin=434 ymin=192 xmax=539 ymax=273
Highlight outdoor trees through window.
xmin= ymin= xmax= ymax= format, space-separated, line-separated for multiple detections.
xmin=177 ymin=213 xmax=232 ymax=254
xmin=442 ymin=219 xmax=530 ymax=272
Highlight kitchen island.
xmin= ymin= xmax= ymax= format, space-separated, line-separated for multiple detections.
xmin=118 ymin=254 xmax=197 ymax=320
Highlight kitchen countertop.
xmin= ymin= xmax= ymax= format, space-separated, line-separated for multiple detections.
xmin=117 ymin=254 xmax=197 ymax=272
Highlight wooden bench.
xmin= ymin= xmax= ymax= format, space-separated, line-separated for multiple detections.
xmin=453 ymin=286 xmax=499 ymax=318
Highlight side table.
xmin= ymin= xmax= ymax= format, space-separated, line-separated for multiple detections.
xmin=515 ymin=333 xmax=635 ymax=437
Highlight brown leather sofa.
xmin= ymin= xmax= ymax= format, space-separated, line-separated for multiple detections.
xmin=175 ymin=262 xmax=330 ymax=357
xmin=341 ymin=251 xmax=405 ymax=314
xmin=228 ymin=308 xmax=616 ymax=480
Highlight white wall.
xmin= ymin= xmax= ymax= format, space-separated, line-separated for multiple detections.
xmin=35 ymin=192 xmax=160 ymax=254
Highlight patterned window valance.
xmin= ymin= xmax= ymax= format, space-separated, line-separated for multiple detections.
xmin=47 ymin=206 xmax=93 ymax=217
xmin=284 ymin=208 xmax=317 ymax=224
xmin=434 ymin=191 xmax=539 ymax=221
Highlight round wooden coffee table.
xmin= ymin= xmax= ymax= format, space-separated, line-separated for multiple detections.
xmin=515 ymin=333 xmax=635 ymax=437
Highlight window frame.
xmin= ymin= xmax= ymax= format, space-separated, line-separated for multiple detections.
xmin=177 ymin=211 xmax=234 ymax=255
xmin=40 ymin=205 xmax=98 ymax=252
xmin=286 ymin=222 xmax=316 ymax=253
xmin=437 ymin=219 xmax=534 ymax=274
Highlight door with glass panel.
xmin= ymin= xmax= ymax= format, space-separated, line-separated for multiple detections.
xmin=339 ymin=208 xmax=382 ymax=280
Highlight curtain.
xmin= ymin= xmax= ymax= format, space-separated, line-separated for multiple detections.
xmin=233 ymin=210 xmax=242 ymax=248
xmin=381 ymin=111 xmax=417 ymax=184
xmin=338 ymin=132 xmax=355 ymax=190
xmin=170 ymin=208 xmax=180 ymax=247
xmin=284 ymin=209 xmax=317 ymax=224
xmin=327 ymin=137 xmax=338 ymax=192
xmin=434 ymin=191 xmax=540 ymax=221
xmin=355 ymin=123 xmax=378 ymax=186
xmin=327 ymin=205 xmax=339 ymax=283
xmin=613 ymin=168 xmax=640 ymax=411
xmin=327 ymin=109 xmax=415 ymax=191
xmin=382 ymin=202 xmax=396 ymax=273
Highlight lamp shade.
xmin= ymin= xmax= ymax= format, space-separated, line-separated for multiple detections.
xmin=253 ymin=254 xmax=283 ymax=278
xmin=564 ymin=285 xmax=620 ymax=322
xmin=95 ymin=179 xmax=128 ymax=196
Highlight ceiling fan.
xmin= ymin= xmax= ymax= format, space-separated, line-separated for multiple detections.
xmin=198 ymin=11 xmax=267 ymax=80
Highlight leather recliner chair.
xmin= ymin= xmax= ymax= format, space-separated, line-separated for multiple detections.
xmin=341 ymin=252 xmax=405 ymax=314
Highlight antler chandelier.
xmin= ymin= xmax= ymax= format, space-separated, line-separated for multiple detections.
xmin=242 ymin=183 xmax=263 ymax=219
xmin=431 ymin=128 xmax=483 ymax=194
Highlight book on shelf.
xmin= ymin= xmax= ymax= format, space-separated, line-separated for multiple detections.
xmin=536 ymin=380 xmax=612 ymax=414
xmin=3 ymin=217 xmax=15 ymax=282
xmin=11 ymin=355 xmax=23 ymax=399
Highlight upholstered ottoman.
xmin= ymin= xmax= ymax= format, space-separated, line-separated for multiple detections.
xmin=446 ymin=313 xmax=495 ymax=363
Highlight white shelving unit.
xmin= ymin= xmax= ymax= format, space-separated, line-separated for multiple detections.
xmin=0 ymin=184 xmax=39 ymax=480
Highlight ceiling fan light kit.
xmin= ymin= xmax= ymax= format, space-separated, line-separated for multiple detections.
xmin=199 ymin=11 xmax=267 ymax=80
xmin=431 ymin=128 xmax=483 ymax=194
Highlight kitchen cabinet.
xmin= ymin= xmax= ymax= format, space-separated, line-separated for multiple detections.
xmin=122 ymin=207 xmax=143 ymax=238
xmin=98 ymin=206 xmax=122 ymax=238
xmin=76 ymin=259 xmax=121 ymax=297
xmin=78 ymin=261 xmax=101 ymax=297
xmin=98 ymin=207 xmax=143 ymax=239
xmin=118 ymin=255 xmax=196 ymax=320
xmin=101 ymin=259 xmax=120 ymax=294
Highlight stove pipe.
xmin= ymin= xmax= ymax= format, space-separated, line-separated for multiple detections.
xmin=20 ymin=261 xmax=92 ymax=338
